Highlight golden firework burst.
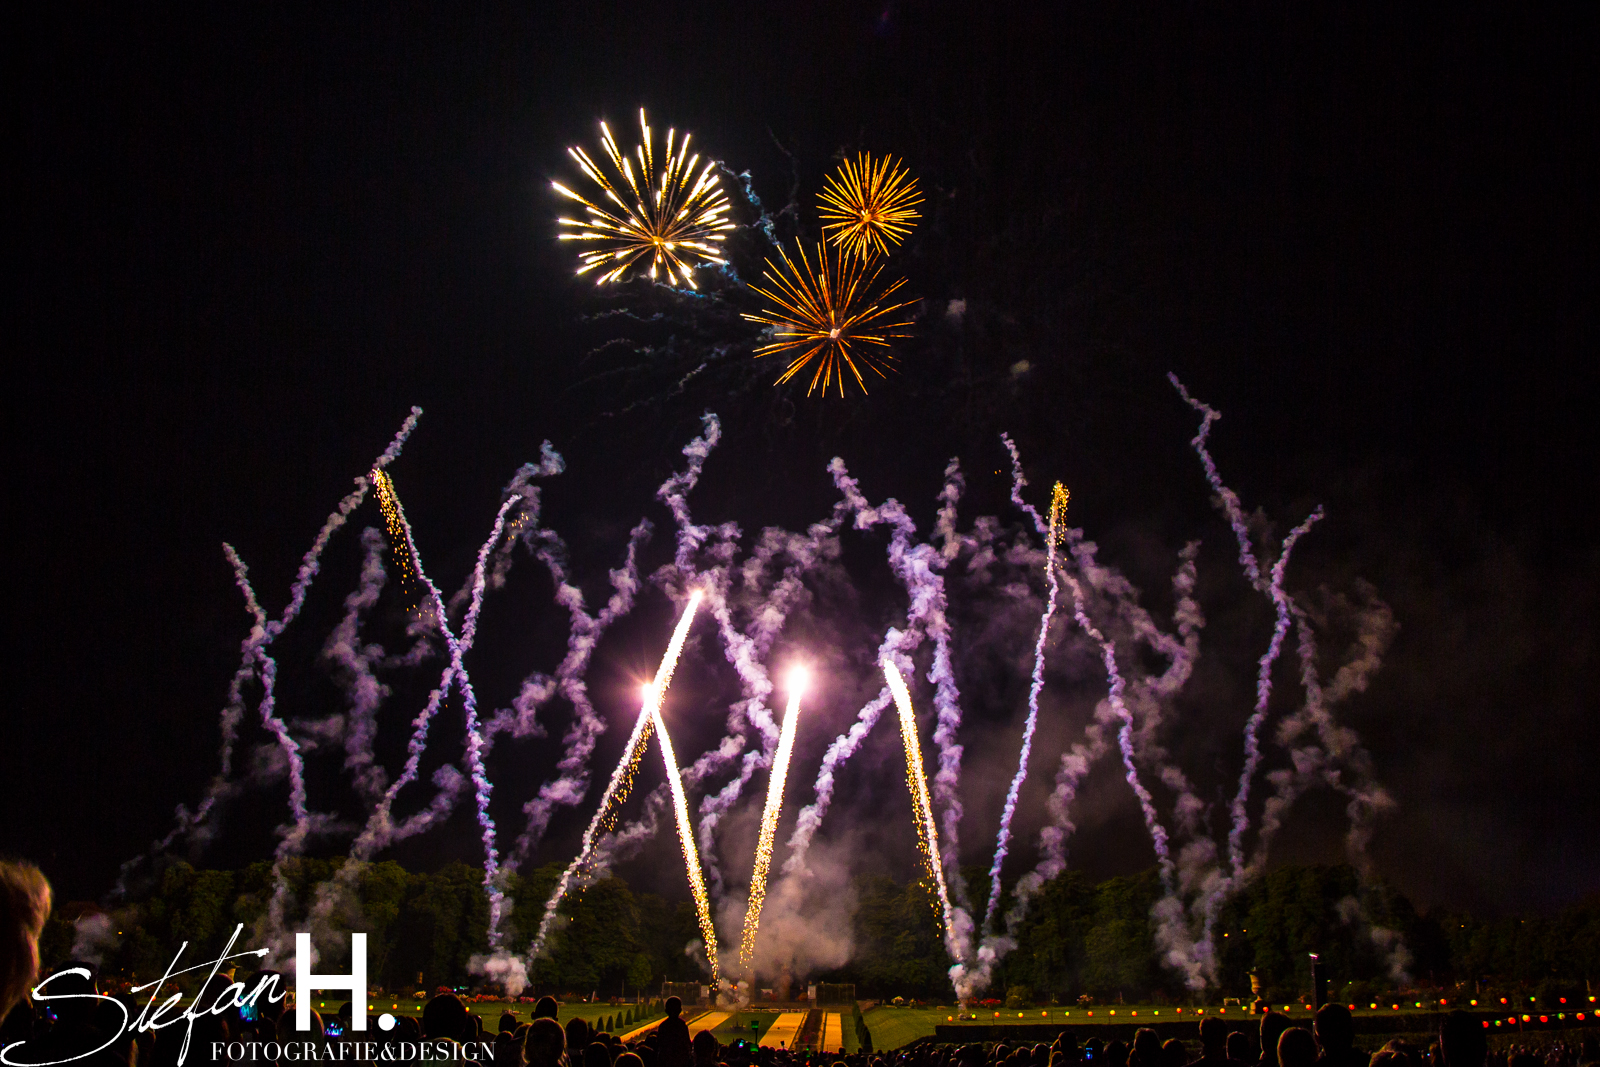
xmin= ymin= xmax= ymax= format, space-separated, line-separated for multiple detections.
xmin=1048 ymin=482 xmax=1071 ymax=549
xmin=743 ymin=240 xmax=917 ymax=396
xmin=818 ymin=152 xmax=923 ymax=259
xmin=552 ymin=109 xmax=734 ymax=287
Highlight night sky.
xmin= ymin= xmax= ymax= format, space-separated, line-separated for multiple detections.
xmin=8 ymin=2 xmax=1597 ymax=922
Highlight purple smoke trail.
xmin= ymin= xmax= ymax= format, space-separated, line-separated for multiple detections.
xmin=1167 ymin=374 xmax=1325 ymax=881
xmin=694 ymin=518 xmax=847 ymax=899
xmin=1225 ymin=508 xmax=1322 ymax=881
xmin=317 ymin=460 xmax=553 ymax=954
xmin=118 ymin=409 xmax=422 ymax=897
xmin=1005 ymin=432 xmax=1172 ymax=889
xmin=1167 ymin=375 xmax=1264 ymax=588
xmin=1170 ymin=374 xmax=1330 ymax=985
xmin=502 ymin=517 xmax=652 ymax=868
xmin=785 ymin=457 xmax=972 ymax=879
xmin=324 ymin=527 xmax=392 ymax=806
xmin=982 ymin=435 xmax=1062 ymax=935
xmin=828 ymin=457 xmax=976 ymax=973
xmin=1063 ymin=568 xmax=1176 ymax=891
xmin=1251 ymin=594 xmax=1395 ymax=880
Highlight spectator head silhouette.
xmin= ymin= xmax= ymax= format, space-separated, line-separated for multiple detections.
xmin=525 ymin=1017 xmax=567 ymax=1067
xmin=423 ymin=993 xmax=471 ymax=1041
xmin=1200 ymin=1017 xmax=1229 ymax=1055
xmin=1129 ymin=1029 xmax=1162 ymax=1067
xmin=1227 ymin=1032 xmax=1251 ymax=1063
xmin=587 ymin=1039 xmax=615 ymax=1067
xmin=694 ymin=1029 xmax=720 ymax=1067
xmin=618 ymin=1054 xmax=646 ymax=1067
xmin=1312 ymin=1004 xmax=1354 ymax=1057
xmin=1259 ymin=1012 xmax=1290 ymax=1067
xmin=0 ymin=860 xmax=51 ymax=1024
xmin=499 ymin=1011 xmax=520 ymax=1034
xmin=666 ymin=997 xmax=683 ymax=1019
xmin=568 ymin=1016 xmax=592 ymax=1051
xmin=1161 ymin=1039 xmax=1187 ymax=1067
xmin=1278 ymin=1028 xmax=1317 ymax=1067
xmin=1437 ymin=1011 xmax=1486 ymax=1067
xmin=534 ymin=996 xmax=559 ymax=1020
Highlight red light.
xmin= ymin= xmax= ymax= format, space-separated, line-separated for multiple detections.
xmin=1539 ymin=1016 xmax=1547 ymax=1024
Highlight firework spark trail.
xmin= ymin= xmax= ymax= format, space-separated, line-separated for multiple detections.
xmin=531 ymin=591 xmax=700 ymax=959
xmin=1000 ymin=439 xmax=1175 ymax=895
xmin=982 ymin=479 xmax=1066 ymax=935
xmin=739 ymin=667 xmax=807 ymax=970
xmin=693 ymin=519 xmax=848 ymax=899
xmin=828 ymin=459 xmax=974 ymax=941
xmin=502 ymin=518 xmax=653 ymax=867
xmin=530 ymin=591 xmax=704 ymax=961
xmin=782 ymin=685 xmax=894 ymax=875
xmin=651 ymin=672 xmax=723 ymax=986
xmin=315 ymin=470 xmax=529 ymax=952
xmin=117 ymin=410 xmax=422 ymax=897
xmin=883 ymin=660 xmax=957 ymax=941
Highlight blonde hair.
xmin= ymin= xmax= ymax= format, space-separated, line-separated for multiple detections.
xmin=0 ymin=860 xmax=53 ymax=1022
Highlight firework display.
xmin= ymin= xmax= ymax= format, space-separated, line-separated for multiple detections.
xmin=884 ymin=659 xmax=956 ymax=936
xmin=133 ymin=383 xmax=1393 ymax=1004
xmin=818 ymin=152 xmax=924 ymax=259
xmin=738 ymin=665 xmax=808 ymax=970
xmin=742 ymin=240 xmax=917 ymax=395
xmin=552 ymin=109 xmax=733 ymax=287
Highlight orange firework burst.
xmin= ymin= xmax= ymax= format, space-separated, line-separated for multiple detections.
xmin=818 ymin=152 xmax=923 ymax=259
xmin=552 ymin=109 xmax=733 ymax=287
xmin=743 ymin=240 xmax=917 ymax=396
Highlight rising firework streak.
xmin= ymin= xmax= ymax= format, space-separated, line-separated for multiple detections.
xmin=884 ymin=660 xmax=956 ymax=937
xmin=740 ymin=665 xmax=808 ymax=970
xmin=529 ymin=591 xmax=707 ymax=968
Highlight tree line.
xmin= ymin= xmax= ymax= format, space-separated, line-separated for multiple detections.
xmin=42 ymin=861 xmax=1598 ymax=1004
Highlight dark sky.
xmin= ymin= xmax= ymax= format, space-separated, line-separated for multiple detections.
xmin=7 ymin=1 xmax=1597 ymax=921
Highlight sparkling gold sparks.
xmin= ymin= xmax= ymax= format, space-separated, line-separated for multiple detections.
xmin=739 ymin=666 xmax=808 ymax=970
xmin=883 ymin=660 xmax=953 ymax=932
xmin=372 ymin=469 xmax=418 ymax=600
xmin=742 ymin=241 xmax=916 ymax=396
xmin=552 ymin=109 xmax=734 ymax=288
xmin=1048 ymin=482 xmax=1071 ymax=551
xmin=643 ymin=592 xmax=719 ymax=986
xmin=818 ymin=152 xmax=923 ymax=260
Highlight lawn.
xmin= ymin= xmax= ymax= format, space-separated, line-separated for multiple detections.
xmin=863 ymin=1007 xmax=946 ymax=1049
